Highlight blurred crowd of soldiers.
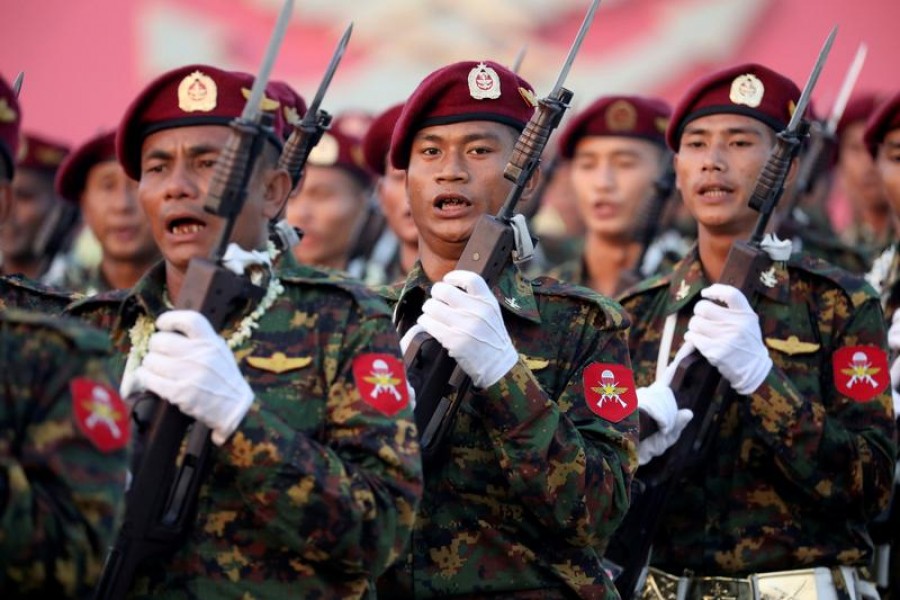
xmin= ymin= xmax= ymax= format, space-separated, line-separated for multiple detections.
xmin=0 ymin=4 xmax=899 ymax=599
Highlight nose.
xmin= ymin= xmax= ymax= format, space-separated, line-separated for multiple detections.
xmin=701 ymin=143 xmax=726 ymax=172
xmin=593 ymin=161 xmax=615 ymax=190
xmin=435 ymin=150 xmax=468 ymax=184
xmin=162 ymin=161 xmax=200 ymax=201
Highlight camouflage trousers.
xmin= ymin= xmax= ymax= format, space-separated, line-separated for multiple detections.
xmin=641 ymin=566 xmax=880 ymax=600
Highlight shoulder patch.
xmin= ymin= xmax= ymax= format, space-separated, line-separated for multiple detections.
xmin=71 ymin=378 xmax=130 ymax=452
xmin=583 ymin=363 xmax=637 ymax=422
xmin=1 ymin=309 xmax=111 ymax=353
xmin=352 ymin=353 xmax=409 ymax=416
xmin=531 ymin=276 xmax=631 ymax=330
xmin=788 ymin=254 xmax=878 ymax=309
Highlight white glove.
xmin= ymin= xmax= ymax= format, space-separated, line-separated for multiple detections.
xmin=136 ymin=310 xmax=255 ymax=446
xmin=417 ymin=270 xmax=518 ymax=389
xmin=638 ymin=407 xmax=693 ymax=466
xmin=684 ymin=283 xmax=772 ymax=395
xmin=888 ymin=309 xmax=900 ymax=352
xmin=636 ymin=355 xmax=694 ymax=465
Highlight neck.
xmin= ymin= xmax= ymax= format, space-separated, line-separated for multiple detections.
xmin=400 ymin=240 xmax=418 ymax=274
xmin=861 ymin=203 xmax=892 ymax=238
xmin=583 ymin=233 xmax=641 ymax=296
xmin=101 ymin=255 xmax=156 ymax=290
xmin=696 ymin=229 xmax=744 ymax=283
xmin=1 ymin=256 xmax=44 ymax=279
xmin=419 ymin=241 xmax=464 ymax=283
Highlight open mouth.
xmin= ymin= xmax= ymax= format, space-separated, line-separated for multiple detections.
xmin=698 ymin=184 xmax=735 ymax=198
xmin=434 ymin=195 xmax=473 ymax=210
xmin=168 ymin=216 xmax=207 ymax=235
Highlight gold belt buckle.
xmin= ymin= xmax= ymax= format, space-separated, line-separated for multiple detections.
xmin=753 ymin=569 xmax=820 ymax=600
xmin=690 ymin=575 xmax=754 ymax=600
xmin=642 ymin=568 xmax=683 ymax=600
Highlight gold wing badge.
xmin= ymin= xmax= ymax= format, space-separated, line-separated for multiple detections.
xmin=247 ymin=352 xmax=312 ymax=374
xmin=764 ymin=335 xmax=820 ymax=355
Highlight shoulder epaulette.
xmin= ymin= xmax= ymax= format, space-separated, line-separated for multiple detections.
xmin=788 ymin=253 xmax=877 ymax=309
xmin=280 ymin=266 xmax=392 ymax=318
xmin=616 ymin=272 xmax=672 ymax=304
xmin=1 ymin=308 xmax=111 ymax=353
xmin=530 ymin=275 xmax=631 ymax=330
xmin=65 ymin=288 xmax=130 ymax=315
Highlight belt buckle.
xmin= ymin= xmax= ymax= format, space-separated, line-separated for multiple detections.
xmin=690 ymin=576 xmax=753 ymax=600
xmin=642 ymin=568 xmax=682 ymax=600
xmin=753 ymin=569 xmax=820 ymax=600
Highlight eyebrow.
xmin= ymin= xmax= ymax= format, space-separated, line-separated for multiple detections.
xmin=142 ymin=143 xmax=222 ymax=162
xmin=682 ymin=126 xmax=764 ymax=137
xmin=413 ymin=130 xmax=506 ymax=145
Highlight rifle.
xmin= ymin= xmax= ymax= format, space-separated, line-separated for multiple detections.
xmin=92 ymin=1 xmax=295 ymax=597
xmin=777 ymin=43 xmax=867 ymax=239
xmin=277 ymin=24 xmax=352 ymax=189
xmin=403 ymin=0 xmax=601 ymax=463
xmin=617 ymin=154 xmax=676 ymax=293
xmin=605 ymin=27 xmax=837 ymax=600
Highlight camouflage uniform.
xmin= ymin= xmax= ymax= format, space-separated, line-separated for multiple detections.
xmin=0 ymin=308 xmax=128 ymax=598
xmin=619 ymin=245 xmax=897 ymax=575
xmin=0 ymin=274 xmax=76 ymax=313
xmin=66 ymin=253 xmax=423 ymax=598
xmin=55 ymin=260 xmax=113 ymax=296
xmin=380 ymin=260 xmax=639 ymax=599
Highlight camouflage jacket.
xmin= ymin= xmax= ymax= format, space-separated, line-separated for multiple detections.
xmin=0 ymin=274 xmax=76 ymax=314
xmin=379 ymin=261 xmax=639 ymax=599
xmin=57 ymin=263 xmax=114 ymax=297
xmin=66 ymin=254 xmax=423 ymax=599
xmin=619 ymin=245 xmax=897 ymax=575
xmin=0 ymin=308 xmax=128 ymax=598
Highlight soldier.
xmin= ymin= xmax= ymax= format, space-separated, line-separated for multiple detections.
xmin=839 ymin=93 xmax=892 ymax=258
xmin=360 ymin=102 xmax=419 ymax=285
xmin=862 ymin=91 xmax=900 ymax=598
xmin=0 ymin=73 xmax=129 ymax=599
xmin=54 ymin=130 xmax=159 ymax=294
xmin=621 ymin=63 xmax=896 ymax=599
xmin=548 ymin=95 xmax=687 ymax=295
xmin=2 ymin=132 xmax=79 ymax=285
xmin=377 ymin=60 xmax=639 ymax=598
xmin=284 ymin=116 xmax=377 ymax=274
xmin=0 ymin=76 xmax=75 ymax=313
xmin=65 ymin=64 xmax=422 ymax=596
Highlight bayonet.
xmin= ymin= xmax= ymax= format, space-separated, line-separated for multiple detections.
xmin=11 ymin=72 xmax=23 ymax=97
xmin=825 ymin=42 xmax=867 ymax=134
xmin=511 ymin=44 xmax=527 ymax=74
xmin=787 ymin=25 xmax=837 ymax=133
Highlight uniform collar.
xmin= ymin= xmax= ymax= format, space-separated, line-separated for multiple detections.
xmin=395 ymin=260 xmax=541 ymax=325
xmin=665 ymin=243 xmax=790 ymax=314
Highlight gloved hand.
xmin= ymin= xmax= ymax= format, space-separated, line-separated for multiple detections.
xmin=636 ymin=353 xmax=695 ymax=466
xmin=136 ymin=310 xmax=255 ymax=446
xmin=888 ymin=308 xmax=900 ymax=352
xmin=684 ymin=283 xmax=772 ymax=395
xmin=418 ymin=270 xmax=518 ymax=389
xmin=638 ymin=408 xmax=693 ymax=466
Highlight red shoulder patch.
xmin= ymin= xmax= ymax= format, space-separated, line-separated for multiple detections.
xmin=584 ymin=363 xmax=638 ymax=422
xmin=833 ymin=345 xmax=889 ymax=402
xmin=70 ymin=378 xmax=131 ymax=452
xmin=352 ymin=354 xmax=409 ymax=416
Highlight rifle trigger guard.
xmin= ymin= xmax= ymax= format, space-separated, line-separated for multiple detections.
xmin=510 ymin=214 xmax=535 ymax=265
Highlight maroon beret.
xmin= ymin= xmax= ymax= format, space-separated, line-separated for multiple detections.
xmin=362 ymin=103 xmax=404 ymax=175
xmin=117 ymin=64 xmax=287 ymax=179
xmin=308 ymin=113 xmax=373 ymax=186
xmin=268 ymin=80 xmax=307 ymax=140
xmin=863 ymin=92 xmax=900 ymax=158
xmin=558 ymin=95 xmax=671 ymax=159
xmin=836 ymin=92 xmax=883 ymax=137
xmin=390 ymin=60 xmax=538 ymax=169
xmin=332 ymin=109 xmax=374 ymax=141
xmin=667 ymin=63 xmax=801 ymax=151
xmin=55 ymin=130 xmax=117 ymax=203
xmin=0 ymin=75 xmax=20 ymax=178
xmin=17 ymin=132 xmax=69 ymax=174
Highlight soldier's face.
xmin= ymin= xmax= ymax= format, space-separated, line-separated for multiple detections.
xmin=838 ymin=121 xmax=887 ymax=211
xmin=81 ymin=160 xmax=158 ymax=265
xmin=138 ymin=125 xmax=278 ymax=275
xmin=570 ymin=136 xmax=666 ymax=241
xmin=876 ymin=128 xmax=900 ymax=215
xmin=675 ymin=113 xmax=776 ymax=238
xmin=406 ymin=120 xmax=522 ymax=256
xmin=0 ymin=168 xmax=58 ymax=261
xmin=285 ymin=164 xmax=368 ymax=269
xmin=377 ymin=164 xmax=417 ymax=246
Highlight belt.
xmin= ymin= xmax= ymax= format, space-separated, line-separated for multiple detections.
xmin=641 ymin=566 xmax=879 ymax=600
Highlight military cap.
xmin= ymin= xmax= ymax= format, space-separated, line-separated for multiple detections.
xmin=117 ymin=64 xmax=287 ymax=179
xmin=308 ymin=112 xmax=373 ymax=186
xmin=863 ymin=92 xmax=900 ymax=158
xmin=17 ymin=132 xmax=69 ymax=173
xmin=558 ymin=95 xmax=671 ymax=159
xmin=55 ymin=130 xmax=117 ymax=203
xmin=362 ymin=103 xmax=404 ymax=175
xmin=390 ymin=60 xmax=538 ymax=169
xmin=0 ymin=74 xmax=20 ymax=178
xmin=268 ymin=80 xmax=307 ymax=140
xmin=667 ymin=63 xmax=801 ymax=150
xmin=837 ymin=92 xmax=884 ymax=136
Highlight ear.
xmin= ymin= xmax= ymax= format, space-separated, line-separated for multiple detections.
xmin=262 ymin=167 xmax=293 ymax=220
xmin=519 ymin=164 xmax=543 ymax=201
